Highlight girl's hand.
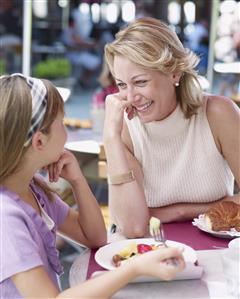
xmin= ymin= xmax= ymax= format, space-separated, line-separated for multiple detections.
xmin=47 ymin=150 xmax=83 ymax=185
xmin=103 ymin=93 xmax=134 ymax=140
xmin=129 ymin=247 xmax=185 ymax=280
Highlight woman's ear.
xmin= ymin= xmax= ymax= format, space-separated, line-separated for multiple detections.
xmin=31 ymin=131 xmax=48 ymax=151
xmin=172 ymin=72 xmax=182 ymax=85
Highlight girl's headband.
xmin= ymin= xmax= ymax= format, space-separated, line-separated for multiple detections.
xmin=10 ymin=73 xmax=48 ymax=146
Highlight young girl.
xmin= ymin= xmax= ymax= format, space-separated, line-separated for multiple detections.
xmin=0 ymin=74 xmax=184 ymax=298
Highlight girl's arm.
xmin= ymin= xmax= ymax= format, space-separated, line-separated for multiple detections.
xmin=12 ymin=247 xmax=185 ymax=299
xmin=48 ymin=150 xmax=107 ymax=248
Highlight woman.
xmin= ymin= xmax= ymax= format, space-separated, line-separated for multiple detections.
xmin=103 ymin=17 xmax=240 ymax=238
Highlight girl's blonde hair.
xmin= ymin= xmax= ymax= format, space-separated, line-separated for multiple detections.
xmin=105 ymin=17 xmax=203 ymax=118
xmin=0 ymin=76 xmax=64 ymax=199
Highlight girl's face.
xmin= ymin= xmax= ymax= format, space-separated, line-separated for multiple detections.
xmin=113 ymin=55 xmax=178 ymax=123
xmin=45 ymin=111 xmax=67 ymax=163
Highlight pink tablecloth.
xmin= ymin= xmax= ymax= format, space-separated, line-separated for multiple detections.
xmin=162 ymin=221 xmax=230 ymax=250
xmin=86 ymin=221 xmax=231 ymax=279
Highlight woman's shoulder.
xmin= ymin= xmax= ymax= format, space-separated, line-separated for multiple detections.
xmin=203 ymin=94 xmax=239 ymax=145
xmin=203 ymin=94 xmax=238 ymax=120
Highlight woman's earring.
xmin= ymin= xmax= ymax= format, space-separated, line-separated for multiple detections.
xmin=175 ymin=82 xmax=179 ymax=87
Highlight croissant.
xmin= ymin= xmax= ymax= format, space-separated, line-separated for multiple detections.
xmin=204 ymin=201 xmax=240 ymax=232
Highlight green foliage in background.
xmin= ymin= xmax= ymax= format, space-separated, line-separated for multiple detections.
xmin=33 ymin=58 xmax=71 ymax=79
xmin=0 ymin=59 xmax=6 ymax=75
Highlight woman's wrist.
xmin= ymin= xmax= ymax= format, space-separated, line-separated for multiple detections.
xmin=103 ymin=132 xmax=122 ymax=144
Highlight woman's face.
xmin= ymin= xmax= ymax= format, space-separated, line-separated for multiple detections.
xmin=113 ymin=55 xmax=178 ymax=123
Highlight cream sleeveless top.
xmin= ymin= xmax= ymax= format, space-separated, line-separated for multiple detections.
xmin=124 ymin=99 xmax=234 ymax=207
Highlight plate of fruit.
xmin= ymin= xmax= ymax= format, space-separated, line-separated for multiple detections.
xmin=95 ymin=238 xmax=197 ymax=270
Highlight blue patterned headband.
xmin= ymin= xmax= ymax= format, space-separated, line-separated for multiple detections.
xmin=10 ymin=73 xmax=48 ymax=146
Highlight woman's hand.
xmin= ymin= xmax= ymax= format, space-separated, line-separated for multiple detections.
xmin=129 ymin=247 xmax=185 ymax=280
xmin=103 ymin=93 xmax=134 ymax=140
xmin=47 ymin=150 xmax=83 ymax=185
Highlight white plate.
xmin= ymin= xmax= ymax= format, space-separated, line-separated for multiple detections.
xmin=192 ymin=214 xmax=240 ymax=239
xmin=95 ymin=238 xmax=197 ymax=271
xmin=228 ymin=237 xmax=240 ymax=249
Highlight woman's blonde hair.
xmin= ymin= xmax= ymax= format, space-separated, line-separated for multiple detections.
xmin=105 ymin=17 xmax=203 ymax=118
xmin=0 ymin=76 xmax=64 ymax=199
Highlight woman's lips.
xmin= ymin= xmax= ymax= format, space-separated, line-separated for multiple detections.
xmin=135 ymin=100 xmax=154 ymax=113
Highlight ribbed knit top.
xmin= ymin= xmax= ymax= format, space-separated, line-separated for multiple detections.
xmin=124 ymin=99 xmax=234 ymax=207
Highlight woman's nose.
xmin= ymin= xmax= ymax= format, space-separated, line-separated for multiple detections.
xmin=126 ymin=87 xmax=140 ymax=102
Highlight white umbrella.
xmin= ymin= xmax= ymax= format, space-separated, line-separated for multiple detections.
xmin=22 ymin=0 xmax=32 ymax=76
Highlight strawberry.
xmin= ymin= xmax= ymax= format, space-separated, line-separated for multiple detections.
xmin=137 ymin=244 xmax=153 ymax=254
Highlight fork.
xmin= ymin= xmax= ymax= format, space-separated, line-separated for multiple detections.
xmin=149 ymin=217 xmax=179 ymax=266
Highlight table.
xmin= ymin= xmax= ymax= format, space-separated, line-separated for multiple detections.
xmin=65 ymin=133 xmax=107 ymax=199
xmin=214 ymin=62 xmax=240 ymax=75
xmin=69 ymin=221 xmax=235 ymax=299
xmin=57 ymin=87 xmax=71 ymax=102
xmin=65 ymin=139 xmax=102 ymax=180
xmin=65 ymin=126 xmax=105 ymax=178
xmin=66 ymin=128 xmax=102 ymax=144
xmin=65 ymin=140 xmax=101 ymax=155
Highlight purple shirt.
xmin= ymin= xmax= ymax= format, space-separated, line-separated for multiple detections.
xmin=0 ymin=179 xmax=69 ymax=298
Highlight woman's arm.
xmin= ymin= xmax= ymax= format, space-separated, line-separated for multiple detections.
xmin=206 ymin=96 xmax=240 ymax=188
xmin=105 ymin=135 xmax=149 ymax=238
xmin=104 ymin=94 xmax=149 ymax=238
xmin=149 ymin=194 xmax=240 ymax=223
xmin=12 ymin=247 xmax=185 ymax=299
xmin=48 ymin=150 xmax=107 ymax=248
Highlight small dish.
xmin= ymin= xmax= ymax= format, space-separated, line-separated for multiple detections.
xmin=192 ymin=214 xmax=240 ymax=239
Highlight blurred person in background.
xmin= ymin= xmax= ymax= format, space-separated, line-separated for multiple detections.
xmin=215 ymin=1 xmax=240 ymax=99
xmin=71 ymin=0 xmax=93 ymax=40
xmin=92 ymin=61 xmax=118 ymax=108
xmin=90 ymin=62 xmax=118 ymax=133
xmin=62 ymin=1 xmax=101 ymax=88
xmin=0 ymin=0 xmax=22 ymax=73
xmin=184 ymin=19 xmax=209 ymax=75
xmin=134 ymin=0 xmax=153 ymax=19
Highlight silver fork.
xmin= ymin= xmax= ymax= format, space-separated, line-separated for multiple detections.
xmin=152 ymin=224 xmax=168 ymax=248
xmin=150 ymin=219 xmax=179 ymax=266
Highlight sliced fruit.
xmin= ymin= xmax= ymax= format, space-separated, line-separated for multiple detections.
xmin=118 ymin=241 xmax=137 ymax=258
xmin=137 ymin=243 xmax=153 ymax=254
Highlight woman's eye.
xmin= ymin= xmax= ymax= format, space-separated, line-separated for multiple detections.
xmin=117 ymin=82 xmax=126 ymax=89
xmin=136 ymin=80 xmax=147 ymax=86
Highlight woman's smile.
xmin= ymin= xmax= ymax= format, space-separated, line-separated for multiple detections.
xmin=134 ymin=100 xmax=154 ymax=113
